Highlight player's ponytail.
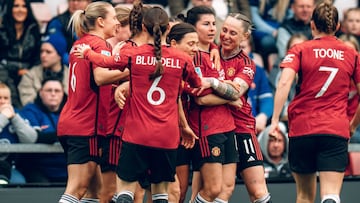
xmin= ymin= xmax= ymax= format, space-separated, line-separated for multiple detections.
xmin=311 ymin=0 xmax=339 ymax=34
xmin=143 ymin=7 xmax=169 ymax=80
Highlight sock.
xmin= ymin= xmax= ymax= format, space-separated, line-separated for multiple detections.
xmin=152 ymin=193 xmax=168 ymax=203
xmin=80 ymin=197 xmax=99 ymax=203
xmin=321 ymin=194 xmax=340 ymax=203
xmin=116 ymin=191 xmax=134 ymax=203
xmin=194 ymin=193 xmax=213 ymax=203
xmin=214 ymin=198 xmax=227 ymax=203
xmin=253 ymin=193 xmax=271 ymax=203
xmin=59 ymin=194 xmax=79 ymax=203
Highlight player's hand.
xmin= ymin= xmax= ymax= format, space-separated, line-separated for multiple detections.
xmin=228 ymin=98 xmax=243 ymax=110
xmin=192 ymin=77 xmax=212 ymax=96
xmin=210 ymin=48 xmax=221 ymax=71
xmin=114 ymin=85 xmax=127 ymax=109
xmin=112 ymin=41 xmax=126 ymax=55
xmin=269 ymin=121 xmax=281 ymax=139
xmin=180 ymin=125 xmax=198 ymax=149
xmin=73 ymin=43 xmax=91 ymax=58
xmin=223 ymin=80 xmax=241 ymax=92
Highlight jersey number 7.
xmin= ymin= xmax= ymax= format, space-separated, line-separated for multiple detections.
xmin=315 ymin=66 xmax=338 ymax=98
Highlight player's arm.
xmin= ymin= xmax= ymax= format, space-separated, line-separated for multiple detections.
xmin=178 ymin=98 xmax=198 ymax=149
xmin=203 ymin=77 xmax=241 ymax=101
xmin=270 ymin=67 xmax=296 ymax=134
xmin=93 ymin=67 xmax=129 ymax=86
xmin=74 ymin=44 xmax=128 ymax=70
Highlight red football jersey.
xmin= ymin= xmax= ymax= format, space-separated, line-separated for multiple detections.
xmin=187 ymin=50 xmax=236 ymax=137
xmin=107 ymin=41 xmax=136 ymax=136
xmin=113 ymin=44 xmax=202 ymax=149
xmin=58 ymin=34 xmax=112 ymax=136
xmin=280 ymin=36 xmax=360 ymax=139
xmin=222 ymin=50 xmax=257 ymax=134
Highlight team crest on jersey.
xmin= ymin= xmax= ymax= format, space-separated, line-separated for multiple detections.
xmin=227 ymin=67 xmax=236 ymax=77
xmin=243 ymin=66 xmax=254 ymax=79
xmin=283 ymin=54 xmax=295 ymax=63
xmin=211 ymin=146 xmax=221 ymax=157
xmin=101 ymin=50 xmax=111 ymax=56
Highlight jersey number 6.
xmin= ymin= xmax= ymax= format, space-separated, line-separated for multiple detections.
xmin=147 ymin=76 xmax=165 ymax=105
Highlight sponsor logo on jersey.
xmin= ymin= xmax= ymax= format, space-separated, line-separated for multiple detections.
xmin=101 ymin=50 xmax=111 ymax=56
xmin=282 ymin=54 xmax=295 ymax=63
xmin=211 ymin=146 xmax=221 ymax=157
xmin=243 ymin=66 xmax=254 ymax=79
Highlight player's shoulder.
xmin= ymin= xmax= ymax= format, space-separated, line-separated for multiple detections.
xmin=235 ymin=50 xmax=255 ymax=66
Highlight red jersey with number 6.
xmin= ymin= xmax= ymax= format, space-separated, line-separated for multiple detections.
xmin=280 ymin=36 xmax=360 ymax=139
xmin=58 ymin=34 xmax=112 ymax=137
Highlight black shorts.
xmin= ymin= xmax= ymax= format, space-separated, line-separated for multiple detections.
xmin=288 ymin=135 xmax=348 ymax=173
xmin=193 ymin=131 xmax=239 ymax=171
xmin=176 ymin=144 xmax=194 ymax=166
xmin=98 ymin=136 xmax=122 ymax=172
xmin=236 ymin=133 xmax=264 ymax=173
xmin=59 ymin=136 xmax=100 ymax=165
xmin=116 ymin=142 xmax=177 ymax=184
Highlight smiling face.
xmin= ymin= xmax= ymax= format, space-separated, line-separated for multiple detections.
xmin=220 ymin=16 xmax=249 ymax=55
xmin=172 ymin=32 xmax=199 ymax=58
xmin=194 ymin=14 xmax=216 ymax=47
xmin=12 ymin=0 xmax=27 ymax=24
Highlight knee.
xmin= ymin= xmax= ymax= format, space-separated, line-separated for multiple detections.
xmin=168 ymin=184 xmax=181 ymax=202
xmin=203 ymin=184 xmax=222 ymax=200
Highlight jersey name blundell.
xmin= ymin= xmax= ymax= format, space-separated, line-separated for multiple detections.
xmin=313 ymin=48 xmax=344 ymax=60
xmin=136 ymin=56 xmax=181 ymax=69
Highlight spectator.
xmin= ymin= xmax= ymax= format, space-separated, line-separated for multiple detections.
xmin=45 ymin=0 xmax=92 ymax=65
xmin=17 ymin=78 xmax=67 ymax=183
xmin=258 ymin=122 xmax=291 ymax=179
xmin=0 ymin=0 xmax=41 ymax=108
xmin=250 ymin=0 xmax=291 ymax=70
xmin=336 ymin=7 xmax=360 ymax=43
xmin=276 ymin=0 xmax=315 ymax=60
xmin=18 ymin=32 xmax=69 ymax=106
xmin=0 ymin=83 xmax=33 ymax=184
xmin=240 ymin=37 xmax=274 ymax=134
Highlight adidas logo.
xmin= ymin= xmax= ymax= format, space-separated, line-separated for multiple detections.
xmin=247 ymin=156 xmax=255 ymax=162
